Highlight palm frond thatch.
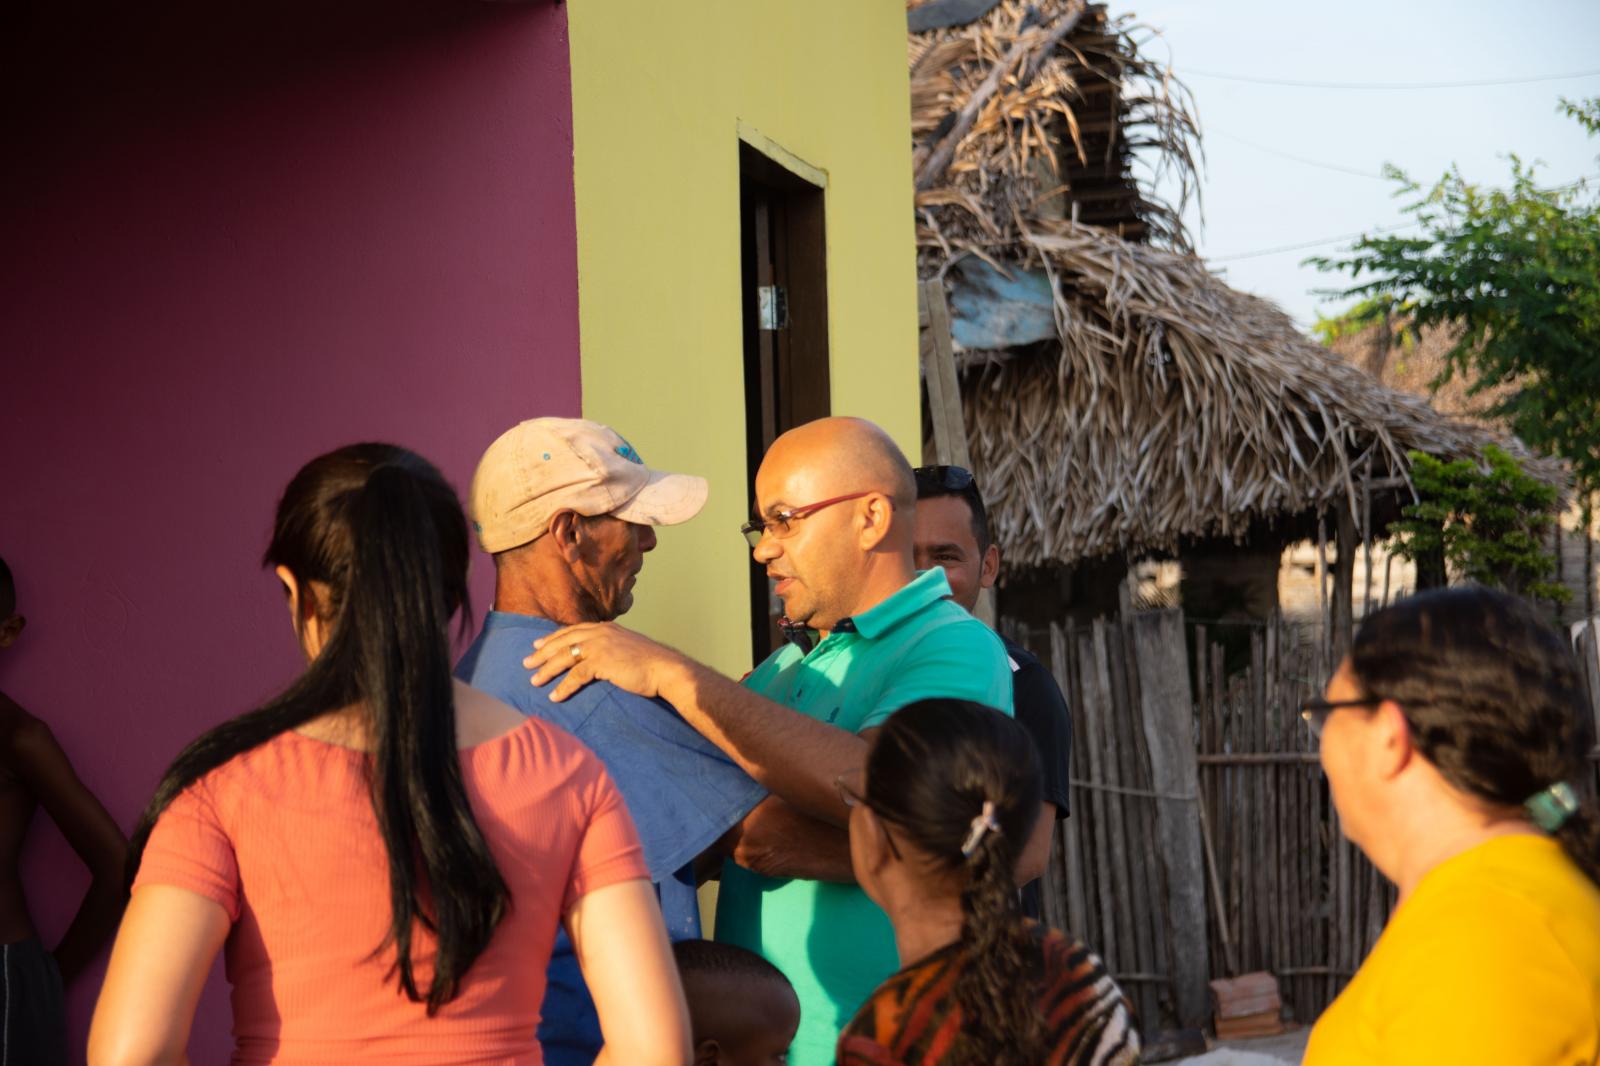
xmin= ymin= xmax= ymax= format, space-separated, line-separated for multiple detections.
xmin=907 ymin=0 xmax=1563 ymax=567
xmin=961 ymin=222 xmax=1567 ymax=566
xmin=909 ymin=0 xmax=1202 ymax=253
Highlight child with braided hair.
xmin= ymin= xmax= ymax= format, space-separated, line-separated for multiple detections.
xmin=835 ymin=698 xmax=1137 ymax=1066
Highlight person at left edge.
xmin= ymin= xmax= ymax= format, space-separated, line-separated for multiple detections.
xmin=456 ymin=419 xmax=766 ymax=1066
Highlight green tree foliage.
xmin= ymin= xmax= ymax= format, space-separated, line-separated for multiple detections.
xmin=1310 ymin=295 xmax=1421 ymax=351
xmin=1311 ymin=97 xmax=1600 ymax=495
xmin=1390 ymin=445 xmax=1567 ymax=605
xmin=1311 ymin=296 xmax=1391 ymax=345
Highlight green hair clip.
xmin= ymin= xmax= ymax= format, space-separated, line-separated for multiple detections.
xmin=1525 ymin=781 xmax=1580 ymax=833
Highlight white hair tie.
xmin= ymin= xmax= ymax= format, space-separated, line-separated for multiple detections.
xmin=960 ymin=800 xmax=1002 ymax=857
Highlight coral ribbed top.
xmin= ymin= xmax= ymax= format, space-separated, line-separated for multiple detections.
xmin=133 ymin=715 xmax=647 ymax=1065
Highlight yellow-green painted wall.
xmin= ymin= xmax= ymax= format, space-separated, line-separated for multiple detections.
xmin=567 ymin=1 xmax=919 ymax=676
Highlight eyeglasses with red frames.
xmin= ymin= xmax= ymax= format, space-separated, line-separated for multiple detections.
xmin=741 ymin=491 xmax=876 ymax=548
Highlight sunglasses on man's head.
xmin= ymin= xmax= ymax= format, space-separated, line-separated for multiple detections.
xmin=914 ymin=465 xmax=977 ymax=494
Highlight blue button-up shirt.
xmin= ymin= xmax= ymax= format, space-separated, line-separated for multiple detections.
xmin=457 ymin=611 xmax=765 ymax=1065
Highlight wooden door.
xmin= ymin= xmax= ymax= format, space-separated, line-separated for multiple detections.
xmin=740 ymin=142 xmax=829 ymax=662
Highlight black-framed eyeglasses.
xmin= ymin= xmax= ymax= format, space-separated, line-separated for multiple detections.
xmin=1299 ymin=697 xmax=1381 ymax=738
xmin=913 ymin=465 xmax=976 ymax=494
xmin=740 ymin=491 xmax=876 ymax=549
xmin=835 ymin=768 xmax=901 ymax=859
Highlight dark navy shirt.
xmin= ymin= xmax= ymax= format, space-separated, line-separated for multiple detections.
xmin=1003 ymin=635 xmax=1073 ymax=923
xmin=457 ymin=611 xmax=765 ymax=1066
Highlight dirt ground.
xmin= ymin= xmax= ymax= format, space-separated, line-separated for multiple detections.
xmin=1170 ymin=1026 xmax=1311 ymax=1066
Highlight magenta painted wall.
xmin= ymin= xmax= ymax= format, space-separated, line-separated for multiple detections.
xmin=0 ymin=1 xmax=580 ymax=1059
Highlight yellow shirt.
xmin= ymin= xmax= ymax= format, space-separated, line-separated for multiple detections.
xmin=1306 ymin=834 xmax=1600 ymax=1065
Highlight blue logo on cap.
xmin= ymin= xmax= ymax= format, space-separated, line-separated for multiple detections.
xmin=615 ymin=440 xmax=644 ymax=465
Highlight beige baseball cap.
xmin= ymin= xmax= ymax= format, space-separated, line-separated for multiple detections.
xmin=469 ymin=418 xmax=709 ymax=553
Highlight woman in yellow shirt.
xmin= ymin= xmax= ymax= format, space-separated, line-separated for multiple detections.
xmin=1304 ymin=587 xmax=1600 ymax=1065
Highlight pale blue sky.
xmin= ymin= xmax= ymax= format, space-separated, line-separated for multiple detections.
xmin=1135 ymin=0 xmax=1600 ymax=327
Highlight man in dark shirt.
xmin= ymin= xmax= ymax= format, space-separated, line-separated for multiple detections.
xmin=912 ymin=465 xmax=1073 ymax=918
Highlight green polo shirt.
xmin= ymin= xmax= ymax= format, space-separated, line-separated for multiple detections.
xmin=714 ymin=568 xmax=1012 ymax=1066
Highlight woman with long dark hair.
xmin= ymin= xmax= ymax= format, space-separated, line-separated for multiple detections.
xmin=1304 ymin=587 xmax=1600 ymax=1063
xmin=835 ymin=698 xmax=1137 ymax=1066
xmin=89 ymin=444 xmax=690 ymax=1065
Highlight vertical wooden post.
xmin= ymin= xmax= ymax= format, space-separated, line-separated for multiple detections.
xmin=1364 ymin=309 xmax=1393 ymax=379
xmin=917 ymin=279 xmax=995 ymax=626
xmin=1315 ymin=514 xmax=1330 ymax=662
xmin=1554 ymin=507 xmax=1565 ymax=623
xmin=1053 ymin=622 xmax=1090 ymax=931
xmin=1331 ymin=503 xmax=1357 ymax=666
xmin=918 ymin=280 xmax=970 ymax=469
xmin=1586 ymin=495 xmax=1595 ymax=620
xmin=1131 ymin=609 xmax=1211 ymax=1027
xmin=1360 ymin=467 xmax=1374 ymax=620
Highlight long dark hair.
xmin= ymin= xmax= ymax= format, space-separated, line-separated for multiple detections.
xmin=129 ymin=443 xmax=509 ymax=1013
xmin=1349 ymin=586 xmax=1600 ymax=886
xmin=863 ymin=698 xmax=1044 ymax=1066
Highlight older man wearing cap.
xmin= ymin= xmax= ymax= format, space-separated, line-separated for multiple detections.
xmin=524 ymin=416 xmax=1013 ymax=1066
xmin=455 ymin=417 xmax=765 ymax=1066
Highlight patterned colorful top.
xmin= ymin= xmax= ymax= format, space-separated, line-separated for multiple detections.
xmin=836 ymin=925 xmax=1139 ymax=1066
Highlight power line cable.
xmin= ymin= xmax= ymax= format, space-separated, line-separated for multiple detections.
xmin=1207 ymin=172 xmax=1599 ymax=262
xmin=1208 ymin=128 xmax=1390 ymax=180
xmin=1181 ymin=67 xmax=1600 ymax=90
xmin=1209 ymin=221 xmax=1423 ymax=263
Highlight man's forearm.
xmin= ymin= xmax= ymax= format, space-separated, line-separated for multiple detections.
xmin=728 ymin=797 xmax=855 ymax=883
xmin=662 ymin=660 xmax=865 ymax=826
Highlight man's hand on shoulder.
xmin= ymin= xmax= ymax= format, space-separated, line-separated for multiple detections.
xmin=529 ymin=625 xmax=868 ymax=826
xmin=524 ymin=622 xmax=694 ymax=704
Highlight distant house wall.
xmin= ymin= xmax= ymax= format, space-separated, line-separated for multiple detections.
xmin=0 ymin=2 xmax=580 ymax=1059
xmin=1553 ymin=494 xmax=1600 ymax=624
xmin=566 ymin=0 xmax=921 ymax=676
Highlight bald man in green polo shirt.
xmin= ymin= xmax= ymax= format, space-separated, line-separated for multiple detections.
xmin=526 ymin=417 xmax=1012 ymax=1066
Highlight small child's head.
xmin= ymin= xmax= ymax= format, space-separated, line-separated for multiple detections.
xmin=673 ymin=939 xmax=800 ymax=1066
xmin=0 ymin=556 xmax=22 ymax=649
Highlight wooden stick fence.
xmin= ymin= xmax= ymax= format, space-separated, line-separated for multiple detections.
xmin=1010 ymin=611 xmax=1403 ymax=1034
xmin=1013 ymin=612 xmax=1207 ymax=1032
xmin=1193 ymin=618 xmax=1395 ymax=1024
xmin=1014 ymin=607 xmax=1600 ymax=1036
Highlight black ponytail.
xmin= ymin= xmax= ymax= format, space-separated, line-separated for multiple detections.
xmin=863 ymin=699 xmax=1045 ymax=1066
xmin=129 ymin=443 xmax=508 ymax=1013
xmin=1349 ymin=586 xmax=1600 ymax=886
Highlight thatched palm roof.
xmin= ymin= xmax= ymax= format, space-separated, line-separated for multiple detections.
xmin=907 ymin=0 xmax=1563 ymax=567
xmin=909 ymin=0 xmax=1201 ymax=252
xmin=959 ymin=223 xmax=1563 ymax=565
